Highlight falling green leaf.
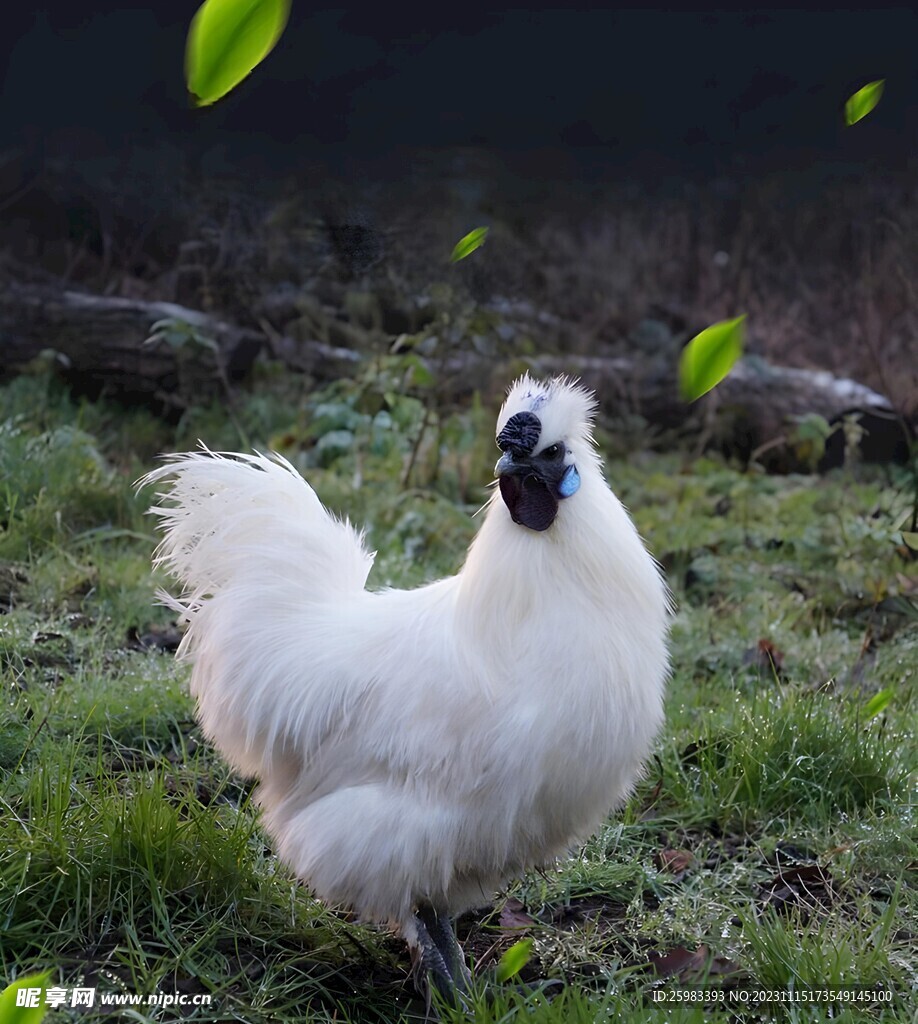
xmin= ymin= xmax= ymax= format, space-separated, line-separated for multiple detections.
xmin=0 ymin=972 xmax=53 ymax=1024
xmin=186 ymin=0 xmax=291 ymax=107
xmin=845 ymin=80 xmax=885 ymax=126
xmin=901 ymin=531 xmax=918 ymax=550
xmin=450 ymin=226 xmax=489 ymax=263
xmin=679 ymin=315 xmax=746 ymax=402
xmin=496 ymin=938 xmax=534 ymax=982
xmin=863 ymin=688 xmax=894 ymax=720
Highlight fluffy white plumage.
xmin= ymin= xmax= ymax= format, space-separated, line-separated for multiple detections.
xmin=142 ymin=374 xmax=669 ymax=950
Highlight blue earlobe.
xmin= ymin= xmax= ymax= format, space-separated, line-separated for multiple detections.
xmin=558 ymin=464 xmax=580 ymax=498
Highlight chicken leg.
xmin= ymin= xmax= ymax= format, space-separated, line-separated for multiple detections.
xmin=413 ymin=904 xmax=472 ymax=1005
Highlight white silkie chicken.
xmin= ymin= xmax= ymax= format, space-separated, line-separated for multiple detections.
xmin=142 ymin=374 xmax=669 ymax=999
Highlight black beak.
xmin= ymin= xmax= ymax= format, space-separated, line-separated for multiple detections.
xmin=495 ymin=451 xmax=560 ymax=532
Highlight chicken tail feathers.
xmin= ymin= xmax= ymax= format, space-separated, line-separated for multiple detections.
xmin=141 ymin=447 xmax=373 ymax=605
xmin=138 ymin=447 xmax=375 ymax=774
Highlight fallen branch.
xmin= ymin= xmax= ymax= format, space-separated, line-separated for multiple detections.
xmin=2 ymin=279 xmax=909 ymax=469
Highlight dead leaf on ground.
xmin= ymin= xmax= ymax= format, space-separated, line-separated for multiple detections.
xmin=656 ymin=848 xmax=694 ymax=878
xmin=648 ymin=945 xmax=708 ymax=978
xmin=761 ymin=862 xmax=835 ymax=914
xmin=648 ymin=944 xmax=742 ymax=983
xmin=706 ymin=955 xmax=744 ymax=979
xmin=742 ymin=637 xmax=786 ymax=676
xmin=550 ymin=897 xmax=628 ymax=931
xmin=499 ymin=897 xmax=536 ymax=930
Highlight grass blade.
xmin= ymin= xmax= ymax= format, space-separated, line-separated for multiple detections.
xmin=863 ymin=688 xmax=894 ymax=720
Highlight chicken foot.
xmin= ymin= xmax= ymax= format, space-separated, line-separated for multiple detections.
xmin=413 ymin=904 xmax=472 ymax=1006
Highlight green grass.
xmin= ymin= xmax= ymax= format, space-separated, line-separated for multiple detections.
xmin=0 ymin=373 xmax=915 ymax=1021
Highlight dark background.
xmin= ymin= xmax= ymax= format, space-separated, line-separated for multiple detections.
xmin=3 ymin=6 xmax=916 ymax=179
xmin=2 ymin=5 xmax=917 ymax=423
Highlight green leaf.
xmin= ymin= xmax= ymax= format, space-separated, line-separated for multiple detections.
xmin=404 ymin=354 xmax=435 ymax=388
xmin=679 ymin=315 xmax=746 ymax=402
xmin=901 ymin=531 xmax=918 ymax=550
xmin=792 ymin=413 xmax=833 ymax=444
xmin=863 ymin=688 xmax=894 ymax=720
xmin=845 ymin=80 xmax=884 ymax=126
xmin=450 ymin=226 xmax=489 ymax=263
xmin=0 ymin=972 xmax=54 ymax=1024
xmin=186 ymin=0 xmax=291 ymax=107
xmin=495 ymin=938 xmax=534 ymax=982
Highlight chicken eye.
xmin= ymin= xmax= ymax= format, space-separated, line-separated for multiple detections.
xmin=542 ymin=443 xmax=563 ymax=460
